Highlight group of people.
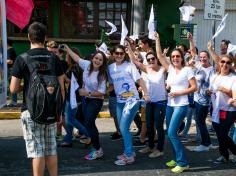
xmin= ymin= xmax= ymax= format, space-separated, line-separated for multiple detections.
xmin=9 ymin=21 xmax=236 ymax=175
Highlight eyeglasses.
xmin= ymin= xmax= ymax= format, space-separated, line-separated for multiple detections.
xmin=220 ymin=60 xmax=231 ymax=65
xmin=147 ymin=57 xmax=156 ymax=62
xmin=171 ymin=55 xmax=181 ymax=59
xmin=115 ymin=52 xmax=125 ymax=56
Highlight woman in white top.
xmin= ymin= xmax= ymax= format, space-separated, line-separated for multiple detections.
xmin=155 ymin=32 xmax=197 ymax=173
xmin=64 ymin=45 xmax=107 ymax=161
xmin=187 ymin=32 xmax=215 ymax=152
xmin=108 ymin=44 xmax=150 ymax=166
xmin=208 ymin=41 xmax=236 ymax=163
xmin=126 ymin=42 xmax=167 ymax=158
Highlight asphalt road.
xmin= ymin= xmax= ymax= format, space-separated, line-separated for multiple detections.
xmin=0 ymin=119 xmax=235 ymax=176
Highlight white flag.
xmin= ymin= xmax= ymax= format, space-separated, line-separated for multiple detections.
xmin=179 ymin=5 xmax=196 ymax=22
xmin=129 ymin=34 xmax=139 ymax=41
xmin=212 ymin=13 xmax=228 ymax=40
xmin=120 ymin=15 xmax=128 ymax=45
xmin=148 ymin=4 xmax=155 ymax=40
xmin=105 ymin=20 xmax=117 ymax=36
xmin=227 ymin=43 xmax=236 ymax=56
xmin=70 ymin=73 xmax=79 ymax=109
xmin=98 ymin=42 xmax=108 ymax=54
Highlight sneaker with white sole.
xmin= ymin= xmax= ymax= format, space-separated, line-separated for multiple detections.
xmin=116 ymin=152 xmax=136 ymax=160
xmin=213 ymin=156 xmax=228 ymax=164
xmin=148 ymin=149 xmax=164 ymax=158
xmin=139 ymin=147 xmax=154 ymax=154
xmin=84 ymin=148 xmax=103 ymax=160
xmin=171 ymin=165 xmax=189 ymax=173
xmin=114 ymin=154 xmax=135 ymax=165
xmin=193 ymin=145 xmax=209 ymax=152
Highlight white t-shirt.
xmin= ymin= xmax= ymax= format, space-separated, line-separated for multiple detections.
xmin=108 ymin=61 xmax=141 ymax=103
xmin=166 ymin=65 xmax=195 ymax=106
xmin=194 ymin=63 xmax=215 ymax=106
xmin=78 ymin=59 xmax=106 ymax=97
xmin=210 ymin=73 xmax=236 ymax=123
xmin=142 ymin=67 xmax=167 ymax=102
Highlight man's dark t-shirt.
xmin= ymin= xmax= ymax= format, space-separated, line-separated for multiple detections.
xmin=11 ymin=48 xmax=64 ymax=111
xmin=7 ymin=47 xmax=17 ymax=69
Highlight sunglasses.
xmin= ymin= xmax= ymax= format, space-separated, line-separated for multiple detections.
xmin=220 ymin=60 xmax=231 ymax=65
xmin=147 ymin=57 xmax=156 ymax=62
xmin=171 ymin=55 xmax=181 ymax=59
xmin=115 ymin=52 xmax=125 ymax=56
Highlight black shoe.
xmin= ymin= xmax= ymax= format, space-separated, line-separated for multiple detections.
xmin=133 ymin=140 xmax=146 ymax=147
xmin=110 ymin=133 xmax=122 ymax=141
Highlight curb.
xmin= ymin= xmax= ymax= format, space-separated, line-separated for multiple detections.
xmin=0 ymin=111 xmax=111 ymax=120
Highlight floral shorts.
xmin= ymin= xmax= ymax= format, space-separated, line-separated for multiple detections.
xmin=21 ymin=110 xmax=57 ymax=158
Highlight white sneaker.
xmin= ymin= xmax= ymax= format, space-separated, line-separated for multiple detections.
xmin=139 ymin=147 xmax=154 ymax=154
xmin=193 ymin=145 xmax=209 ymax=152
xmin=148 ymin=149 xmax=164 ymax=158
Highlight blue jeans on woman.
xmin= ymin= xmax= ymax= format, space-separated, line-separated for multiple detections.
xmin=117 ymin=101 xmax=140 ymax=157
xmin=194 ymin=102 xmax=211 ymax=146
xmin=63 ymin=101 xmax=89 ymax=143
xmin=83 ymin=98 xmax=103 ymax=150
xmin=146 ymin=101 xmax=166 ymax=151
xmin=166 ymin=105 xmax=189 ymax=167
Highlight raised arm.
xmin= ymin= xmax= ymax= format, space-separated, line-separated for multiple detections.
xmin=125 ymin=41 xmax=147 ymax=73
xmin=64 ymin=44 xmax=82 ymax=63
xmin=154 ymin=32 xmax=170 ymax=71
xmin=208 ymin=40 xmax=221 ymax=64
xmin=187 ymin=32 xmax=197 ymax=57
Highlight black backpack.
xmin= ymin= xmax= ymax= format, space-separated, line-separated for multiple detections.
xmin=21 ymin=52 xmax=63 ymax=124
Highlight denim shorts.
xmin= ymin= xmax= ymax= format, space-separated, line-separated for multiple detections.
xmin=20 ymin=110 xmax=57 ymax=158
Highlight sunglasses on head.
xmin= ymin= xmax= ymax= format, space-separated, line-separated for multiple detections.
xmin=115 ymin=52 xmax=125 ymax=56
xmin=147 ymin=57 xmax=156 ymax=62
xmin=171 ymin=55 xmax=181 ymax=59
xmin=220 ymin=60 xmax=231 ymax=65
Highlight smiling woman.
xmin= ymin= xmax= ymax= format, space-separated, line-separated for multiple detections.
xmin=63 ymin=44 xmax=108 ymax=160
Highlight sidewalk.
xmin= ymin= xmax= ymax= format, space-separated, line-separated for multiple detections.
xmin=0 ymin=102 xmax=111 ymax=119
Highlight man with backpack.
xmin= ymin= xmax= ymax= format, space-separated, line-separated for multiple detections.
xmin=10 ymin=22 xmax=65 ymax=176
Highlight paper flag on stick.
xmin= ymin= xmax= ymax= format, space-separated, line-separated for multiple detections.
xmin=227 ymin=43 xmax=236 ymax=56
xmin=212 ymin=13 xmax=228 ymax=40
xmin=105 ymin=20 xmax=117 ymax=35
xmin=179 ymin=5 xmax=196 ymax=22
xmin=120 ymin=15 xmax=128 ymax=45
xmin=98 ymin=42 xmax=108 ymax=55
xmin=148 ymin=4 xmax=156 ymax=40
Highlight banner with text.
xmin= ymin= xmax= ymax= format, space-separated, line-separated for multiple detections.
xmin=204 ymin=0 xmax=225 ymax=20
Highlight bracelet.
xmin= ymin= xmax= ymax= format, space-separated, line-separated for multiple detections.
xmin=144 ymin=94 xmax=150 ymax=97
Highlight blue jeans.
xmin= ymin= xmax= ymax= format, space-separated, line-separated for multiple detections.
xmin=63 ymin=101 xmax=89 ymax=143
xmin=182 ymin=107 xmax=194 ymax=137
xmin=83 ymin=98 xmax=103 ymax=150
xmin=117 ymin=101 xmax=140 ymax=157
xmin=166 ymin=105 xmax=188 ymax=167
xmin=233 ymin=124 xmax=236 ymax=145
xmin=194 ymin=102 xmax=211 ymax=146
xmin=146 ymin=101 xmax=166 ymax=151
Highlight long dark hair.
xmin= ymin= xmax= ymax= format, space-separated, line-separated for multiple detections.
xmin=111 ymin=45 xmax=129 ymax=63
xmin=146 ymin=52 xmax=161 ymax=66
xmin=88 ymin=51 xmax=108 ymax=85
xmin=170 ymin=48 xmax=185 ymax=67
